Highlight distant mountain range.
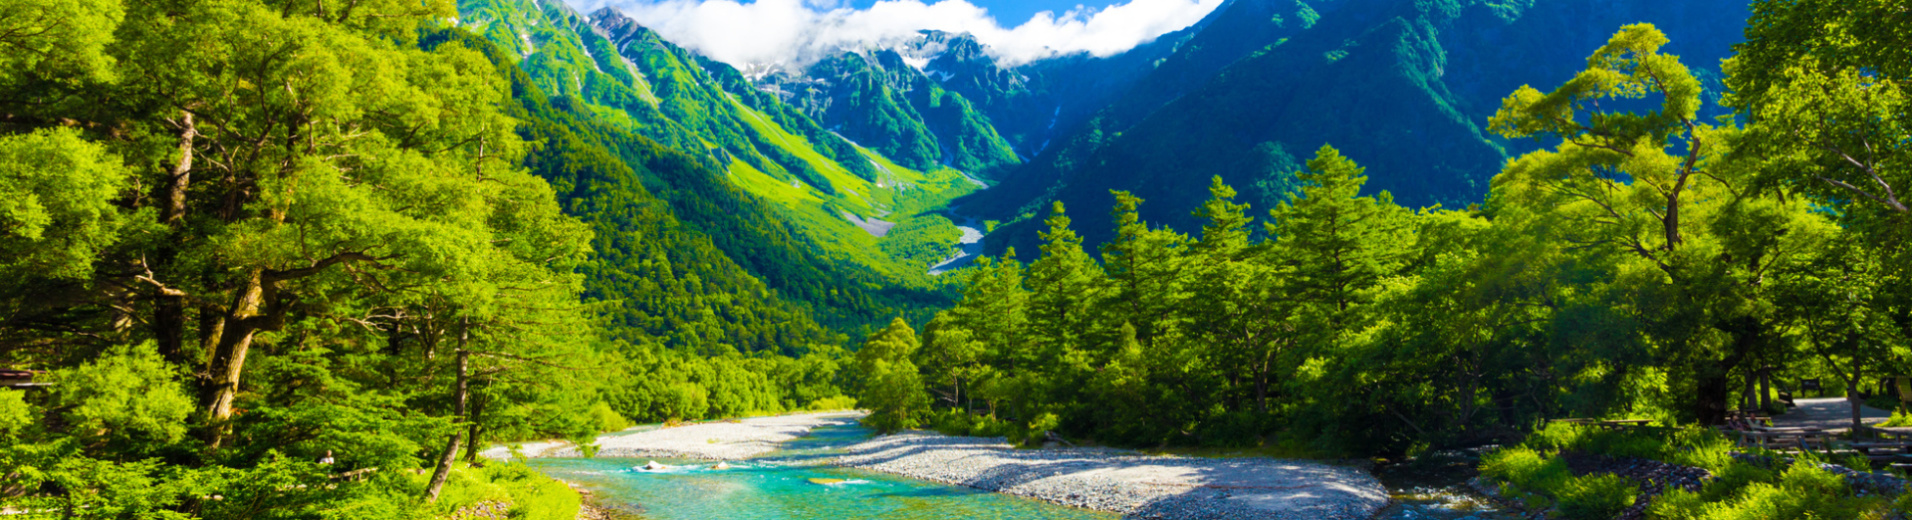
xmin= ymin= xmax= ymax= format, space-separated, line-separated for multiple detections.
xmin=451 ymin=0 xmax=1752 ymax=340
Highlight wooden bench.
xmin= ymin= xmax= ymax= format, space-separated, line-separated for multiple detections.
xmin=1550 ymin=418 xmax=1655 ymax=431
xmin=1845 ymin=426 xmax=1912 ymax=460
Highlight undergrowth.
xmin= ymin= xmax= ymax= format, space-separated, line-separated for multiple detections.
xmin=1479 ymin=423 xmax=1894 ymax=520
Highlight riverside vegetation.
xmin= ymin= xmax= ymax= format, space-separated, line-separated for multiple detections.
xmin=848 ymin=5 xmax=1912 ymax=520
xmin=1 ymin=0 xmax=1910 ymax=519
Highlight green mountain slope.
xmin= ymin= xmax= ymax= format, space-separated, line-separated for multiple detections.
xmin=968 ymin=0 xmax=1347 ymax=216
xmin=763 ymin=47 xmax=1021 ymax=179
xmin=978 ymin=0 xmax=1750 ymax=254
xmin=455 ymin=0 xmax=981 ymax=340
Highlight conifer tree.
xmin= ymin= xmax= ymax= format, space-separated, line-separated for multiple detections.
xmin=1187 ymin=177 xmax=1290 ymax=413
xmin=1025 ymin=202 xmax=1105 ymax=371
xmin=1266 ymin=146 xmax=1412 ymax=330
xmin=857 ymin=318 xmax=929 ymax=433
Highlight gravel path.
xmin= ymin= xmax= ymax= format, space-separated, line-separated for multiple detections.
xmin=479 ymin=412 xmax=864 ymax=461
xmin=1773 ymin=397 xmax=1890 ymax=431
xmin=833 ymin=432 xmax=1387 ymax=520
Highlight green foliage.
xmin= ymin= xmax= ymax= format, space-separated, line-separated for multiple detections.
xmin=857 ymin=318 xmax=930 ymax=433
xmin=0 ymin=128 xmax=128 ymax=281
xmin=1558 ymin=473 xmax=1638 ymax=520
xmin=1480 ymin=447 xmax=1570 ymax=494
xmin=1647 ymin=463 xmax=1883 ymax=520
xmin=52 ymin=342 xmax=194 ymax=448
xmin=429 ymin=463 xmax=581 ymax=520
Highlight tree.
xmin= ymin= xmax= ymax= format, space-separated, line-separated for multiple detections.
xmin=1186 ymin=177 xmax=1290 ymax=414
xmin=856 ymin=318 xmax=929 ymax=433
xmin=1728 ymin=0 xmax=1912 ymax=372
xmin=917 ymin=313 xmax=985 ymax=411
xmin=1489 ymin=23 xmax=1835 ymax=424
xmin=1100 ymin=192 xmax=1188 ymax=348
xmin=1265 ymin=145 xmax=1412 ymax=331
xmin=1024 ymin=201 xmax=1105 ymax=372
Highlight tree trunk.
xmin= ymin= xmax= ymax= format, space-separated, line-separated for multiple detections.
xmin=1254 ymin=353 xmax=1270 ymax=414
xmin=201 ymin=270 xmax=268 ymax=447
xmin=425 ymin=348 xmax=470 ymax=502
xmin=1760 ymin=369 xmax=1773 ymax=411
xmin=1850 ymin=365 xmax=1864 ymax=431
xmin=1695 ymin=363 xmax=1732 ymax=425
xmin=463 ymin=386 xmax=484 ymax=464
xmin=1742 ymin=371 xmax=1758 ymax=411
xmin=153 ymin=111 xmax=197 ymax=365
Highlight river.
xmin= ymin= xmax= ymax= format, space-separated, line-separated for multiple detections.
xmin=928 ymin=212 xmax=984 ymax=275
xmin=532 ymin=423 xmax=1114 ymax=519
xmin=527 ymin=423 xmax=1519 ymax=520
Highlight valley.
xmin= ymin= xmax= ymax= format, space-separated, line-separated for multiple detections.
xmin=3 ymin=0 xmax=1909 ymax=518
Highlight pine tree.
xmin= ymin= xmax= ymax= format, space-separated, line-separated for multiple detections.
xmin=1187 ymin=177 xmax=1291 ymax=413
xmin=1265 ymin=145 xmax=1413 ymax=337
xmin=1025 ymin=202 xmax=1105 ymax=370
xmin=1099 ymin=191 xmax=1189 ymax=348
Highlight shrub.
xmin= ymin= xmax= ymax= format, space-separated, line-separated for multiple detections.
xmin=806 ymin=395 xmax=857 ymax=411
xmin=589 ymin=402 xmax=631 ymax=433
xmin=1646 ymin=462 xmax=1886 ymax=520
xmin=1558 ymin=473 xmax=1638 ymax=520
xmin=1881 ymin=408 xmax=1912 ymax=428
xmin=1700 ymin=459 xmax=1775 ymax=502
xmin=1481 ymin=447 xmax=1570 ymax=492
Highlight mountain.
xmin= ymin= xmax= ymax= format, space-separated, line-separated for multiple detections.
xmin=753 ymin=25 xmax=1198 ymax=181
xmin=456 ymin=0 xmax=990 ymax=343
xmin=756 ymin=40 xmax=1020 ymax=179
xmin=972 ymin=0 xmax=1751 ymax=255
xmin=967 ymin=0 xmax=1348 ymax=217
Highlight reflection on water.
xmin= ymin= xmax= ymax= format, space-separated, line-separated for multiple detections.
xmin=531 ymin=424 xmax=1115 ymax=520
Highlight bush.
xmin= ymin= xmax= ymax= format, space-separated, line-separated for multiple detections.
xmin=1481 ymin=447 xmax=1570 ymax=491
xmin=806 ymin=395 xmax=857 ymax=411
xmin=429 ymin=463 xmax=581 ymax=520
xmin=1645 ymin=462 xmax=1886 ymax=520
xmin=589 ymin=402 xmax=632 ymax=433
xmin=1558 ymin=473 xmax=1638 ymax=520
xmin=1699 ymin=460 xmax=1775 ymax=502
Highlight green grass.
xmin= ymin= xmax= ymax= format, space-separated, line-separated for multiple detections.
xmin=425 ymin=463 xmax=581 ymax=520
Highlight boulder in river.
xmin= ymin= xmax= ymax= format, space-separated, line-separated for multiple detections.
xmin=639 ymin=460 xmax=669 ymax=471
xmin=711 ymin=461 xmax=731 ymax=470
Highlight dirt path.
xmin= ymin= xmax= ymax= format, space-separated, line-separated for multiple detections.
xmin=1772 ymin=397 xmax=1891 ymax=430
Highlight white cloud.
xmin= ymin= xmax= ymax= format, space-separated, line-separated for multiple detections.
xmin=570 ymin=0 xmax=1225 ymax=68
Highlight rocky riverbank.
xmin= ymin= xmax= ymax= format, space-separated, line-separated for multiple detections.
xmin=832 ymin=432 xmax=1388 ymax=520
xmin=479 ymin=412 xmax=864 ymax=461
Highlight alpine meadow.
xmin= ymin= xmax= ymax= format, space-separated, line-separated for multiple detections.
xmin=2 ymin=0 xmax=1911 ymax=519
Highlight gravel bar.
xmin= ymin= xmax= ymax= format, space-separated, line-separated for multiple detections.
xmin=832 ymin=432 xmax=1388 ymax=520
xmin=480 ymin=412 xmax=864 ymax=461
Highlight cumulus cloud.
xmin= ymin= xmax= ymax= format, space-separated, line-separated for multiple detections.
xmin=569 ymin=0 xmax=1225 ymax=68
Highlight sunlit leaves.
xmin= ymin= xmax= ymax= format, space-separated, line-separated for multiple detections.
xmin=0 ymin=128 xmax=127 ymax=280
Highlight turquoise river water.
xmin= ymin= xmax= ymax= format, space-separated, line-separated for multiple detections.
xmin=527 ymin=424 xmax=1520 ymax=520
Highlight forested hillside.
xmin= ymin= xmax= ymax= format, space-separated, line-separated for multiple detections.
xmin=973 ymin=0 xmax=1751 ymax=254
xmin=857 ymin=13 xmax=1912 ymax=459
